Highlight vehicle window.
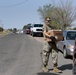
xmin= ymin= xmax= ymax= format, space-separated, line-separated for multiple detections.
xmin=27 ymin=27 xmax=31 ymax=29
xmin=39 ymin=25 xmax=43 ymax=27
xmin=66 ymin=31 xmax=76 ymax=40
xmin=26 ymin=26 xmax=31 ymax=29
xmin=34 ymin=24 xmax=43 ymax=27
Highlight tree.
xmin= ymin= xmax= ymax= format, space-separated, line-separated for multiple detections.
xmin=23 ymin=25 xmax=27 ymax=29
xmin=23 ymin=23 xmax=31 ymax=29
xmin=53 ymin=0 xmax=76 ymax=30
xmin=8 ymin=28 xmax=13 ymax=31
xmin=38 ymin=4 xmax=62 ymax=29
xmin=38 ymin=4 xmax=53 ymax=22
xmin=73 ymin=27 xmax=76 ymax=30
xmin=0 ymin=27 xmax=4 ymax=32
xmin=37 ymin=0 xmax=76 ymax=30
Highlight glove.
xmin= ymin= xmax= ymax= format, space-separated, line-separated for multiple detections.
xmin=50 ymin=36 xmax=56 ymax=41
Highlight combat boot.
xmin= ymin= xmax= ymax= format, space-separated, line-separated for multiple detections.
xmin=52 ymin=67 xmax=62 ymax=73
xmin=42 ymin=65 xmax=48 ymax=72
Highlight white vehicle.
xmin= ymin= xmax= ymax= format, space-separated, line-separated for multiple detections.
xmin=30 ymin=24 xmax=43 ymax=37
xmin=16 ymin=30 xmax=23 ymax=34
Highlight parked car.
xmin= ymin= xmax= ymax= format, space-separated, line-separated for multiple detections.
xmin=16 ymin=30 xmax=20 ymax=34
xmin=25 ymin=26 xmax=31 ymax=34
xmin=20 ymin=30 xmax=23 ymax=34
xmin=57 ymin=30 xmax=76 ymax=58
xmin=30 ymin=24 xmax=43 ymax=37
xmin=13 ymin=28 xmax=17 ymax=33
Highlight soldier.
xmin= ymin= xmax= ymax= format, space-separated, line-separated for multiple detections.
xmin=41 ymin=17 xmax=62 ymax=73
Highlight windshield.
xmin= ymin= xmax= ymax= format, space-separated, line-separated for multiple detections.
xmin=27 ymin=26 xmax=31 ymax=29
xmin=34 ymin=24 xmax=43 ymax=27
xmin=66 ymin=31 xmax=76 ymax=40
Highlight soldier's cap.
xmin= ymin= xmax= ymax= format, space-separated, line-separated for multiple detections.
xmin=45 ymin=17 xmax=51 ymax=21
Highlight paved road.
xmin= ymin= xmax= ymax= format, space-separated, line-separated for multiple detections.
xmin=0 ymin=34 xmax=73 ymax=75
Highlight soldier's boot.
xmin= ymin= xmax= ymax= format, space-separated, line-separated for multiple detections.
xmin=42 ymin=65 xmax=48 ymax=72
xmin=52 ymin=67 xmax=62 ymax=73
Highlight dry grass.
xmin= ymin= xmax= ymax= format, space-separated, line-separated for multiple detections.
xmin=0 ymin=30 xmax=11 ymax=35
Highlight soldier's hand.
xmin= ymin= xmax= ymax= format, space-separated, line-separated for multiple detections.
xmin=50 ymin=36 xmax=56 ymax=41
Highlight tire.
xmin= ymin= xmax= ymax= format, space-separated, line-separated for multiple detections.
xmin=30 ymin=32 xmax=32 ymax=35
xmin=63 ymin=47 xmax=68 ymax=58
xmin=32 ymin=32 xmax=35 ymax=37
xmin=25 ymin=32 xmax=27 ymax=34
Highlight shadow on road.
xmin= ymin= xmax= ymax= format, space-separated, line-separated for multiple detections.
xmin=37 ymin=72 xmax=59 ymax=75
xmin=48 ymin=63 xmax=72 ymax=72
xmin=58 ymin=63 xmax=72 ymax=71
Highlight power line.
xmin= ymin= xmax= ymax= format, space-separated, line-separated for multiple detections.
xmin=0 ymin=0 xmax=28 ymax=8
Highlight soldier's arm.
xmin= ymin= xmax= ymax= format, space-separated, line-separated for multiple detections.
xmin=43 ymin=31 xmax=51 ymax=38
xmin=42 ymin=25 xmax=51 ymax=38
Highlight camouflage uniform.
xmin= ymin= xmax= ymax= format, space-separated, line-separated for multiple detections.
xmin=41 ymin=24 xmax=58 ymax=68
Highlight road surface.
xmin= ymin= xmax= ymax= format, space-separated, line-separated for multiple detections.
xmin=0 ymin=33 xmax=73 ymax=75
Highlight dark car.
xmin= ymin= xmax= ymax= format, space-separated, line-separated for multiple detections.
xmin=25 ymin=26 xmax=31 ymax=34
xmin=13 ymin=28 xmax=17 ymax=33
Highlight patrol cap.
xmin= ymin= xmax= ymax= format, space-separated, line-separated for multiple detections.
xmin=45 ymin=17 xmax=51 ymax=21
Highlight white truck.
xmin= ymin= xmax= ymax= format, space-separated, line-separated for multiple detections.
xmin=30 ymin=24 xmax=43 ymax=37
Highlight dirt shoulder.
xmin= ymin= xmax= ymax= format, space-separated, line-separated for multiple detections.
xmin=0 ymin=31 xmax=12 ymax=37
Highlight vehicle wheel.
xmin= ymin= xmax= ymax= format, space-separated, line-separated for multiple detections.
xmin=41 ymin=33 xmax=43 ymax=37
xmin=63 ymin=48 xmax=68 ymax=58
xmin=30 ymin=32 xmax=32 ymax=35
xmin=25 ymin=32 xmax=27 ymax=34
xmin=32 ymin=32 xmax=35 ymax=37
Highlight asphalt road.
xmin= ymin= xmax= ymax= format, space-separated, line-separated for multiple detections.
xmin=0 ymin=33 xmax=73 ymax=75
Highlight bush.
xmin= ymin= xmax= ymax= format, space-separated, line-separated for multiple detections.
xmin=0 ymin=27 xmax=4 ymax=32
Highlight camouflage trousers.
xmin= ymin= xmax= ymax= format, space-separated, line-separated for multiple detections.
xmin=41 ymin=41 xmax=58 ymax=67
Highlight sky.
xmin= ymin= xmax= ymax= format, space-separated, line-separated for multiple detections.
xmin=0 ymin=0 xmax=76 ymax=29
